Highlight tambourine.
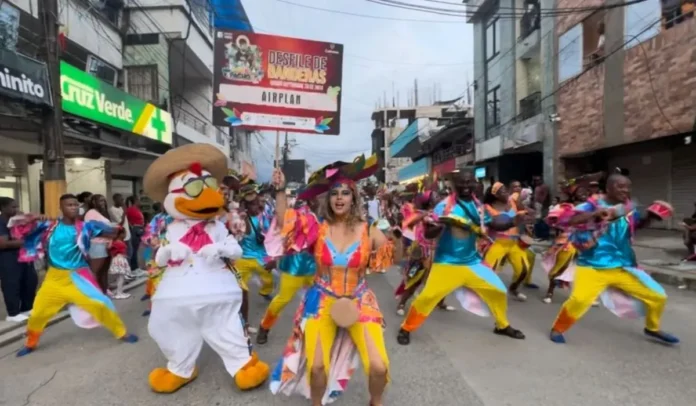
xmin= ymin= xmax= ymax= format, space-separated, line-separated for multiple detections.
xmin=330 ymin=297 xmax=359 ymax=328
xmin=518 ymin=235 xmax=534 ymax=249
xmin=647 ymin=200 xmax=673 ymax=220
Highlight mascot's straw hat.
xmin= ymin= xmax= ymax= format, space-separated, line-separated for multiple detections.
xmin=143 ymin=143 xmax=228 ymax=202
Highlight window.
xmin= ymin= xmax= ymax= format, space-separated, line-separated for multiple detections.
xmin=127 ymin=65 xmax=159 ymax=103
xmin=86 ymin=55 xmax=118 ymax=86
xmin=486 ymin=87 xmax=500 ymax=129
xmin=486 ymin=18 xmax=500 ymax=61
xmin=625 ymin=0 xmax=661 ymax=48
xmin=558 ymin=24 xmax=583 ymax=82
xmin=88 ymin=0 xmax=123 ymax=25
xmin=662 ymin=0 xmax=695 ymax=29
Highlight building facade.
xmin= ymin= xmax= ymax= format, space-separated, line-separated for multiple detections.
xmin=554 ymin=0 xmax=696 ymax=228
xmin=468 ymin=0 xmax=554 ymax=186
xmin=0 ymin=0 xmax=254 ymax=212
xmin=371 ymin=107 xmax=415 ymax=184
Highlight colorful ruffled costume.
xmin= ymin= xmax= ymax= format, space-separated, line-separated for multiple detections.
xmin=270 ymin=222 xmax=388 ymax=404
xmin=259 ymin=206 xmax=320 ymax=333
xmin=11 ymin=217 xmax=132 ymax=352
xmin=400 ymin=194 xmax=515 ymax=335
xmin=270 ymin=154 xmax=387 ymax=404
xmin=140 ymin=213 xmax=170 ymax=316
xmin=548 ymin=196 xmax=676 ymax=343
xmin=482 ymin=203 xmax=535 ymax=292
xmin=230 ymin=186 xmax=275 ymax=297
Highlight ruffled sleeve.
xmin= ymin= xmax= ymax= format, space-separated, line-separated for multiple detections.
xmin=279 ymin=207 xmax=320 ymax=254
xmin=9 ymin=217 xmax=52 ymax=263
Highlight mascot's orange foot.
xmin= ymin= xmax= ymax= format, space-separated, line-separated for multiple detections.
xmin=149 ymin=367 xmax=199 ymax=393
xmin=234 ymin=352 xmax=270 ymax=391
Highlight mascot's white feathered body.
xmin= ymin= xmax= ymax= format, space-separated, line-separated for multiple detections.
xmin=143 ymin=144 xmax=269 ymax=394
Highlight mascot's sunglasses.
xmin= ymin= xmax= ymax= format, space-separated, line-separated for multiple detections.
xmin=171 ymin=175 xmax=219 ymax=198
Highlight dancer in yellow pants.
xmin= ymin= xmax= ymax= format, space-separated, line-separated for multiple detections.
xmin=397 ymin=172 xmax=525 ymax=345
xmin=549 ymin=173 xmax=678 ymax=345
xmin=14 ymin=194 xmax=137 ymax=357
xmin=257 ymin=253 xmax=315 ymax=343
xmin=234 ymin=182 xmax=275 ymax=299
xmin=483 ymin=182 xmax=535 ymax=301
xmin=25 ymin=267 xmax=129 ymax=348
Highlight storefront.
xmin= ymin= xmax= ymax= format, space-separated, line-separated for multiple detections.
xmin=398 ymin=157 xmax=430 ymax=184
xmin=0 ymin=47 xmax=53 ymax=212
xmin=564 ymin=135 xmax=696 ymax=230
xmin=57 ymin=61 xmax=173 ymax=205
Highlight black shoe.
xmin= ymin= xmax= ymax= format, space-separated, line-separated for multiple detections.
xmin=494 ymin=326 xmax=525 ymax=339
xmin=256 ymin=327 xmax=269 ymax=345
xmin=397 ymin=329 xmax=410 ymax=345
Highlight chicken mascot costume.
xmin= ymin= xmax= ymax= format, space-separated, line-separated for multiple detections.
xmin=142 ymin=143 xmax=270 ymax=393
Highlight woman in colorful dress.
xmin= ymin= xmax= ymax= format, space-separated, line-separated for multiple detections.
xmin=482 ymin=182 xmax=535 ymax=301
xmin=270 ymin=155 xmax=398 ymax=406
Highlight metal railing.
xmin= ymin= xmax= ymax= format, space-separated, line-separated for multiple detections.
xmin=518 ymin=91 xmax=541 ymax=121
xmin=178 ymin=108 xmax=209 ymax=136
xmin=519 ymin=3 xmax=540 ymax=40
xmin=190 ymin=1 xmax=213 ymax=36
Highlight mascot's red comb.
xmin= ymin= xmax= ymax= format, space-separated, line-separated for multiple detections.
xmin=189 ymin=162 xmax=203 ymax=176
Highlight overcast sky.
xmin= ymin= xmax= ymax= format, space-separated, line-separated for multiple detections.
xmin=240 ymin=0 xmax=473 ymax=181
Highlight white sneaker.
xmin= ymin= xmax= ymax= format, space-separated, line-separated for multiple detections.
xmin=396 ymin=308 xmax=405 ymax=316
xmin=512 ymin=292 xmax=527 ymax=302
xmin=542 ymin=297 xmax=552 ymax=304
xmin=113 ymin=293 xmax=132 ymax=300
xmin=247 ymin=326 xmax=258 ymax=334
xmin=5 ymin=314 xmax=28 ymax=322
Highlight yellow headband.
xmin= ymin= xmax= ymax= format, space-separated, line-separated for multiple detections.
xmin=491 ymin=182 xmax=504 ymax=195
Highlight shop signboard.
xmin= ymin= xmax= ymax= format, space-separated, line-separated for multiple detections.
xmin=60 ymin=61 xmax=173 ymax=145
xmin=0 ymin=48 xmax=52 ymax=106
xmin=213 ymin=30 xmax=344 ymax=135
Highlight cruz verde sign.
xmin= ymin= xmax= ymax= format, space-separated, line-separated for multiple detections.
xmin=60 ymin=61 xmax=172 ymax=145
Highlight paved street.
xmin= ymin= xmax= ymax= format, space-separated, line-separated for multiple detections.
xmin=1 ymin=264 xmax=695 ymax=406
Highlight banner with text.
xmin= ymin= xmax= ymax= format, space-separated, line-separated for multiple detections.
xmin=60 ymin=61 xmax=173 ymax=145
xmin=213 ymin=30 xmax=343 ymax=135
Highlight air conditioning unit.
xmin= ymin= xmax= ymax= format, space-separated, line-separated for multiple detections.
xmin=86 ymin=55 xmax=118 ymax=86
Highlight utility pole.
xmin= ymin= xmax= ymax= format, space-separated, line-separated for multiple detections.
xmin=414 ymin=79 xmax=419 ymax=107
xmin=282 ymin=131 xmax=289 ymax=171
xmin=39 ymin=0 xmax=66 ymax=217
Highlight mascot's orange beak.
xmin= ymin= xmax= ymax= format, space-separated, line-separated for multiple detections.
xmin=174 ymin=187 xmax=225 ymax=220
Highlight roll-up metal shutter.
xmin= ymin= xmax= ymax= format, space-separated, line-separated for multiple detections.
xmin=608 ymin=145 xmax=671 ymax=229
xmin=670 ymin=143 xmax=696 ymax=228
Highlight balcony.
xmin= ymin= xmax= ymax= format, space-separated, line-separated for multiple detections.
xmin=519 ymin=3 xmax=540 ymax=41
xmin=464 ymin=0 xmax=495 ymax=22
xmin=127 ymin=0 xmax=214 ymax=77
xmin=518 ymin=91 xmax=541 ymax=122
xmin=517 ymin=4 xmax=541 ymax=60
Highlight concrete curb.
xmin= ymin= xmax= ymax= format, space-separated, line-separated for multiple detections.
xmin=0 ymin=277 xmax=147 ymax=349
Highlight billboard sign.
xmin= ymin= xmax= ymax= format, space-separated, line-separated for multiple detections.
xmin=213 ymin=30 xmax=343 ymax=135
xmin=60 ymin=61 xmax=173 ymax=145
